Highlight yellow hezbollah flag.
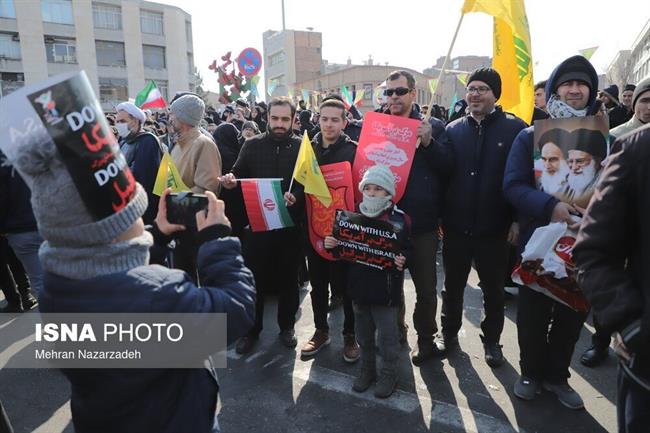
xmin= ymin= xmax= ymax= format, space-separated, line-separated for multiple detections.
xmin=152 ymin=152 xmax=190 ymax=196
xmin=292 ymin=131 xmax=332 ymax=206
xmin=462 ymin=0 xmax=535 ymax=124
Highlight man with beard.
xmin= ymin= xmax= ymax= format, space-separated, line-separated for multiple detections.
xmin=219 ymin=97 xmax=304 ymax=354
xmin=562 ymin=129 xmax=607 ymax=205
xmin=115 ymin=102 xmax=163 ymax=224
xmin=504 ymin=55 xmax=605 ymax=410
xmin=538 ymin=132 xmax=570 ymax=194
xmin=381 ymin=70 xmax=449 ymax=366
xmin=438 ymin=68 xmax=527 ymax=368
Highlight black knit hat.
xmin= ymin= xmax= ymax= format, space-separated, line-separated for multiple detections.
xmin=547 ymin=55 xmax=599 ymax=105
xmin=569 ymin=128 xmax=607 ymax=161
xmin=632 ymin=77 xmax=650 ymax=110
xmin=467 ymin=67 xmax=502 ymax=99
xmin=624 ymin=84 xmax=636 ymax=93
xmin=601 ymin=84 xmax=620 ymax=103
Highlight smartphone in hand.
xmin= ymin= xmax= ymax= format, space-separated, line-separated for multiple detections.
xmin=166 ymin=192 xmax=208 ymax=230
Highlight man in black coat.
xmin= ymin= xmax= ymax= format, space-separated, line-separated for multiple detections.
xmin=599 ymin=84 xmax=632 ymax=129
xmin=438 ymin=68 xmax=527 ymax=367
xmin=220 ymin=97 xmax=305 ymax=354
xmin=116 ymin=102 xmax=163 ymax=224
xmin=574 ymin=123 xmax=650 ymax=433
xmin=299 ymin=99 xmax=359 ymax=363
xmin=381 ymin=70 xmax=449 ymax=365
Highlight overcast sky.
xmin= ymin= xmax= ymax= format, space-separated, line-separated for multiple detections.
xmin=157 ymin=0 xmax=648 ymax=94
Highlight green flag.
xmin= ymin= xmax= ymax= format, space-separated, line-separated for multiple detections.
xmin=579 ymin=46 xmax=598 ymax=60
xmin=457 ymin=73 xmax=468 ymax=87
xmin=448 ymin=93 xmax=458 ymax=117
xmin=341 ymin=86 xmax=353 ymax=108
xmin=428 ymin=78 xmax=438 ymax=94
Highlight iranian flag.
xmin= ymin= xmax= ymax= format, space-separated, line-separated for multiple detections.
xmin=135 ymin=80 xmax=166 ymax=109
xmin=240 ymin=179 xmax=294 ymax=232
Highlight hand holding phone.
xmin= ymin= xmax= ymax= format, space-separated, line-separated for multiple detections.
xmin=155 ymin=188 xmax=187 ymax=235
xmin=196 ymin=191 xmax=230 ymax=231
xmin=166 ymin=191 xmax=209 ymax=230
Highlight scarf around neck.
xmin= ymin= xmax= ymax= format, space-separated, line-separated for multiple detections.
xmin=546 ymin=94 xmax=588 ymax=119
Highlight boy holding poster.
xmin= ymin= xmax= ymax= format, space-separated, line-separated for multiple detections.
xmin=324 ymin=165 xmax=409 ymax=398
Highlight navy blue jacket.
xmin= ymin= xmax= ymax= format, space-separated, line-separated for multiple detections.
xmin=506 ymin=55 xmax=601 ymax=253
xmin=392 ymin=107 xmax=448 ymax=235
xmin=347 ymin=206 xmax=411 ymax=306
xmin=39 ymin=234 xmax=256 ymax=433
xmin=0 ymin=156 xmax=37 ymax=233
xmin=120 ymin=131 xmax=162 ymax=224
xmin=503 ymin=126 xmax=559 ymax=254
xmin=443 ymin=107 xmax=527 ymax=236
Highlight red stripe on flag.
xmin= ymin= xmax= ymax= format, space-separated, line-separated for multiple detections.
xmin=141 ymin=98 xmax=166 ymax=109
xmin=241 ymin=180 xmax=267 ymax=232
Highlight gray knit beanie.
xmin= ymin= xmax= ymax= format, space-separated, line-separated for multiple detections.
xmin=358 ymin=164 xmax=396 ymax=197
xmin=11 ymin=138 xmax=150 ymax=280
xmin=171 ymin=94 xmax=205 ymax=127
xmin=632 ymin=77 xmax=650 ymax=111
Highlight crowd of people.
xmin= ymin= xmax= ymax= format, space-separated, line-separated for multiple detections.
xmin=1 ymin=53 xmax=649 ymax=433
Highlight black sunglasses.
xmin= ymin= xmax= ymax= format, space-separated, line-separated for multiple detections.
xmin=384 ymin=87 xmax=412 ymax=97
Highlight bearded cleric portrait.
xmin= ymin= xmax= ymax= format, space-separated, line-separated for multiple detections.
xmin=533 ymin=117 xmax=608 ymax=209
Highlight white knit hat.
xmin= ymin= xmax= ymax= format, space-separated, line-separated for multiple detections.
xmin=358 ymin=164 xmax=396 ymax=197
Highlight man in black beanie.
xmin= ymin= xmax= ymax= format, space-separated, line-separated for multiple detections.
xmin=600 ymin=84 xmax=631 ymax=128
xmin=438 ymin=67 xmax=527 ymax=368
xmin=504 ymin=55 xmax=604 ymax=410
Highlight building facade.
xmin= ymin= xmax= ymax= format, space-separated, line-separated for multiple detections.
xmin=0 ymin=0 xmax=195 ymax=109
xmin=630 ymin=18 xmax=650 ymax=84
xmin=295 ymin=64 xmax=435 ymax=115
xmin=262 ymin=28 xmax=322 ymax=99
xmin=606 ymin=50 xmax=632 ymax=88
xmin=424 ymin=55 xmax=491 ymax=108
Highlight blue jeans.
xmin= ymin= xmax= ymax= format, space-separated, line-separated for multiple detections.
xmin=6 ymin=232 xmax=44 ymax=298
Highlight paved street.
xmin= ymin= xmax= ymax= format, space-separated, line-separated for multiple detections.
xmin=1 ymin=255 xmax=618 ymax=433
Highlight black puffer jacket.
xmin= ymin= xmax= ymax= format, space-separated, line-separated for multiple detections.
xmin=574 ymin=124 xmax=650 ymax=375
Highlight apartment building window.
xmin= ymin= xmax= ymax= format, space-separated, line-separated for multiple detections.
xmin=41 ymin=0 xmax=73 ymax=25
xmin=185 ymin=21 xmax=192 ymax=44
xmin=93 ymin=3 xmax=121 ymax=30
xmin=0 ymin=0 xmax=16 ymax=19
xmin=143 ymin=45 xmax=165 ymax=69
xmin=0 ymin=33 xmax=20 ymax=60
xmin=363 ymin=83 xmax=372 ymax=100
xmin=99 ymin=77 xmax=127 ymax=104
xmin=187 ymin=52 xmax=194 ymax=74
xmin=96 ymin=40 xmax=125 ymax=67
xmin=140 ymin=10 xmax=163 ymax=35
xmin=0 ymin=72 xmax=23 ymax=98
xmin=45 ymin=37 xmax=76 ymax=63
xmin=269 ymin=51 xmax=285 ymax=66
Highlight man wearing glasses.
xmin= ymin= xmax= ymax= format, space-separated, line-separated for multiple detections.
xmin=438 ymin=68 xmax=527 ymax=368
xmin=382 ymin=70 xmax=449 ymax=366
